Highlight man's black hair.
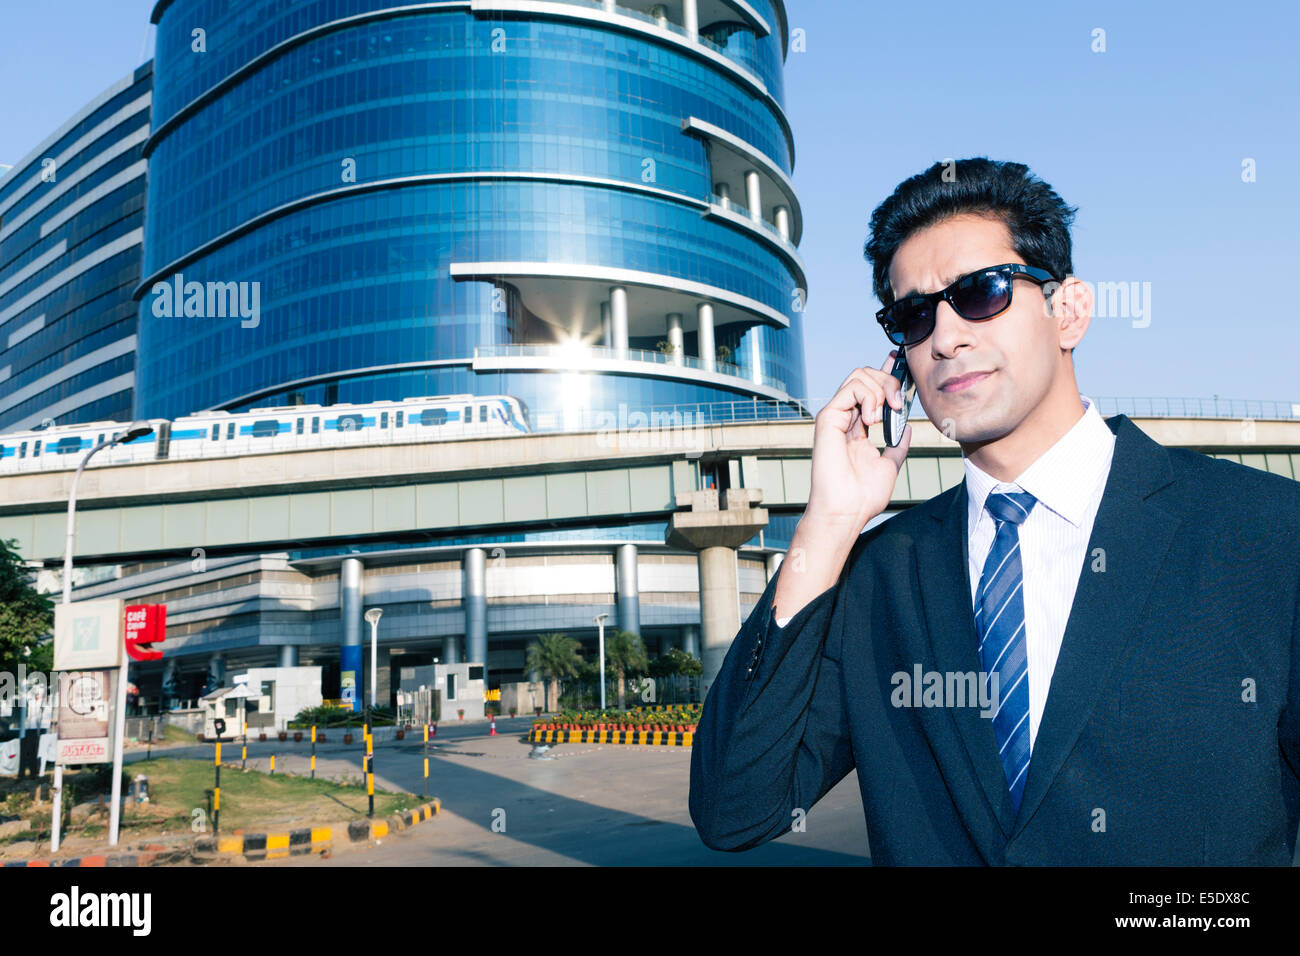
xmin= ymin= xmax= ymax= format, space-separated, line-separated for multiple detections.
xmin=864 ymin=158 xmax=1078 ymax=307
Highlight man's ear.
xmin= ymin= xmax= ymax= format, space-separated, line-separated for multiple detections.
xmin=1050 ymin=276 xmax=1091 ymax=351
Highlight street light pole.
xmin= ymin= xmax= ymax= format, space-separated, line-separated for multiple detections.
xmin=54 ymin=422 xmax=153 ymax=853
xmin=364 ymin=607 xmax=382 ymax=712
xmin=363 ymin=608 xmax=382 ymax=819
xmin=594 ymin=613 xmax=608 ymax=712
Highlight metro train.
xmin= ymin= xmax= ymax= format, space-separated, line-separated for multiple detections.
xmin=0 ymin=394 xmax=529 ymax=474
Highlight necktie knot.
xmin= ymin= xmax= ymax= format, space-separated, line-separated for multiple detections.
xmin=985 ymin=490 xmax=1037 ymax=526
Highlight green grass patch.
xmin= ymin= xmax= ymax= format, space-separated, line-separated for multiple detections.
xmin=137 ymin=757 xmax=419 ymax=831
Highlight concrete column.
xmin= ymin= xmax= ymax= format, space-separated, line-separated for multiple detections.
xmin=666 ymin=488 xmax=768 ymax=695
xmin=443 ymin=635 xmax=462 ymax=665
xmin=750 ymin=330 xmax=763 ymax=385
xmin=745 ymin=169 xmax=762 ymax=222
xmin=683 ymin=0 xmax=698 ymax=39
xmin=600 ymin=300 xmax=611 ymax=348
xmin=161 ymin=658 xmax=179 ymax=711
xmin=666 ymin=313 xmax=684 ymax=365
xmin=340 ymin=556 xmax=364 ymax=711
xmin=204 ymin=652 xmax=225 ymax=696
xmin=615 ymin=543 xmax=641 ymax=636
xmin=697 ymin=302 xmax=715 ymax=372
xmin=765 ymin=551 xmax=784 ymax=582
xmin=278 ymin=645 xmax=299 ymax=668
xmin=697 ymin=547 xmax=741 ymax=691
xmin=610 ymin=286 xmax=628 ymax=358
xmin=714 ymin=182 xmax=730 ymax=210
xmin=464 ymin=547 xmax=487 ymax=667
xmin=682 ymin=624 xmax=700 ymax=658
xmin=774 ymin=205 xmax=790 ymax=240
xmin=602 ymin=0 xmax=615 ymax=10
xmin=375 ymin=646 xmax=392 ymax=709
xmin=649 ymin=4 xmax=667 ymax=27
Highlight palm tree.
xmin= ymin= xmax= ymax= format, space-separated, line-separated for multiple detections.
xmin=604 ymin=630 xmax=649 ymax=710
xmin=526 ymin=632 xmax=583 ymax=712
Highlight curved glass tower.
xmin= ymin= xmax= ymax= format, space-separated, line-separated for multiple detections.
xmin=136 ymin=0 xmax=805 ymax=423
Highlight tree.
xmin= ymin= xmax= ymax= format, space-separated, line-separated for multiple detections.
xmin=604 ymin=630 xmax=649 ymax=710
xmin=525 ymin=632 xmax=583 ymax=712
xmin=0 ymin=538 xmax=53 ymax=673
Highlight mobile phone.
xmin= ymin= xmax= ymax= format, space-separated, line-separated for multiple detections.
xmin=882 ymin=347 xmax=916 ymax=447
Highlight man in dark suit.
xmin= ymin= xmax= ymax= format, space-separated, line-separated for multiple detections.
xmin=689 ymin=158 xmax=1300 ymax=864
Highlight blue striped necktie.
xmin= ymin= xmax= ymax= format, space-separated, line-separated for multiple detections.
xmin=975 ymin=489 xmax=1038 ymax=813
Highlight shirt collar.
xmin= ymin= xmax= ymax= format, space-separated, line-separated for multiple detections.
xmin=964 ymin=394 xmax=1116 ymax=530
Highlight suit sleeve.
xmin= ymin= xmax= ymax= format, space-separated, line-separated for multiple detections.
xmin=688 ymin=552 xmax=857 ymax=851
xmin=1280 ymin=565 xmax=1300 ymax=853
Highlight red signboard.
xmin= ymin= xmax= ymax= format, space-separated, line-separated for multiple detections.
xmin=124 ymin=604 xmax=167 ymax=661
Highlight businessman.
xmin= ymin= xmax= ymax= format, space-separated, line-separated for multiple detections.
xmin=689 ymin=157 xmax=1300 ymax=865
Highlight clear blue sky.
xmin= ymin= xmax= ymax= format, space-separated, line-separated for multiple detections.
xmin=3 ymin=0 xmax=1297 ymax=406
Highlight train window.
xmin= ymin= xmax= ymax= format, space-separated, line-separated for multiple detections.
xmin=19 ymin=442 xmax=26 ymax=458
xmin=479 ymin=405 xmax=487 ymax=423
xmin=420 ymin=408 xmax=447 ymax=426
xmin=211 ymin=424 xmax=219 ymax=440
xmin=251 ymin=420 xmax=281 ymax=438
xmin=463 ymin=405 xmax=472 ymax=422
xmin=296 ymin=418 xmax=304 ymax=435
xmin=227 ymin=422 xmax=235 ymax=440
xmin=312 ymin=417 xmax=320 ymax=434
xmin=55 ymin=437 xmax=83 ymax=455
xmin=97 ymin=433 xmax=105 ymax=445
xmin=395 ymin=411 xmax=404 ymax=428
xmin=33 ymin=440 xmax=41 ymax=456
xmin=380 ymin=412 xmax=388 ymax=429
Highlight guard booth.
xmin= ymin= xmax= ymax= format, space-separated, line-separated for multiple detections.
xmin=200 ymin=687 xmax=243 ymax=740
xmin=396 ymin=686 xmax=442 ymax=727
xmin=397 ymin=663 xmax=485 ymax=721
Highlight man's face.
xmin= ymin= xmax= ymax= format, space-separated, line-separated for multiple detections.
xmin=887 ymin=213 xmax=1063 ymax=443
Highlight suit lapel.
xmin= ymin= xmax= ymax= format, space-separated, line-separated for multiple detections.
xmin=912 ymin=413 xmax=1181 ymax=846
xmin=915 ymin=476 xmax=1020 ymax=838
xmin=1008 ymin=414 xmax=1180 ymax=837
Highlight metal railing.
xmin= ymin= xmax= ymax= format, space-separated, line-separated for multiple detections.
xmin=474 ymin=342 xmax=789 ymax=393
xmin=1088 ymin=396 xmax=1299 ymax=421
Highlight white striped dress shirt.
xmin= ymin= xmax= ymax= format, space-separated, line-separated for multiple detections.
xmin=964 ymin=394 xmax=1116 ymax=751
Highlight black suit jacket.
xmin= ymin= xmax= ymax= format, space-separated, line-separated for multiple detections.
xmin=689 ymin=414 xmax=1300 ymax=864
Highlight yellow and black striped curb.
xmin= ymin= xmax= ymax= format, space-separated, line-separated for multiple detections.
xmin=528 ymin=729 xmax=693 ymax=746
xmin=194 ymin=799 xmax=440 ymax=861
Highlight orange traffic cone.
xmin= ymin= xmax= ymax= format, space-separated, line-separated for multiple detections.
xmin=489 ymin=714 xmax=498 ymax=736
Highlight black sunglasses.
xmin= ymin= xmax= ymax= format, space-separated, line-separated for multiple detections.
xmin=875 ymin=263 xmax=1057 ymax=347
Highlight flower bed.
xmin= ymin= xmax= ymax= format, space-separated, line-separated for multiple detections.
xmin=532 ymin=704 xmax=702 ymax=734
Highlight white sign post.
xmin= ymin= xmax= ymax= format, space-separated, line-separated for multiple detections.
xmin=52 ymin=598 xmax=124 ymax=849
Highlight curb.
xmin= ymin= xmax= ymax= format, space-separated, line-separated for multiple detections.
xmin=528 ymin=729 xmax=693 ymax=746
xmin=194 ymin=799 xmax=441 ymax=862
xmin=2 ymin=844 xmax=191 ymax=868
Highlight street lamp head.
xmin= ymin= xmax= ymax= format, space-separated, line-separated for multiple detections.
xmin=594 ymin=613 xmax=608 ymax=626
xmin=364 ymin=607 xmax=383 ymax=624
xmin=117 ymin=421 xmax=154 ymax=443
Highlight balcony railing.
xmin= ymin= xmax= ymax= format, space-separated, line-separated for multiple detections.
xmin=531 ymin=0 xmax=756 ymax=80
xmin=474 ymin=343 xmax=789 ymax=393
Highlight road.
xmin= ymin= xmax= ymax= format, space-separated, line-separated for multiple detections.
xmin=125 ymin=717 xmax=872 ymax=866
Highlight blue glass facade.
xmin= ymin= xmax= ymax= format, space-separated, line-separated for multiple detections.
xmin=0 ymin=62 xmax=152 ymax=432
xmin=137 ymin=0 xmax=806 ymax=420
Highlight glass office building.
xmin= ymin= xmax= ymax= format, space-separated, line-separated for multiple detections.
xmin=136 ymin=0 xmax=806 ymax=423
xmin=8 ymin=0 xmax=806 ymax=704
xmin=0 ymin=62 xmax=152 ymax=432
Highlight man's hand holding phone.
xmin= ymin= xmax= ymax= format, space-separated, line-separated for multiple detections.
xmin=773 ymin=351 xmax=913 ymax=621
